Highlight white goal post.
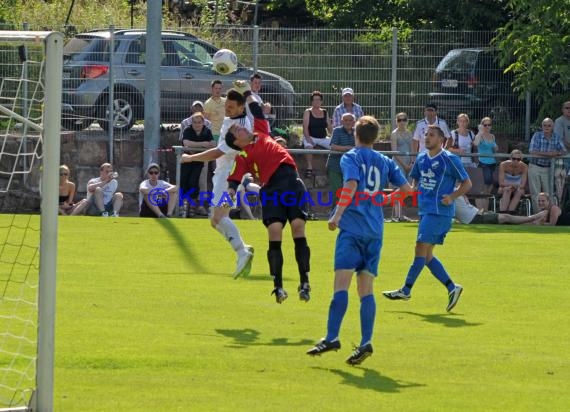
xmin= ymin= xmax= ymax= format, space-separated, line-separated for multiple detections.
xmin=0 ymin=31 xmax=63 ymax=412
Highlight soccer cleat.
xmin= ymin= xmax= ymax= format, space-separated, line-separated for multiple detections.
xmin=240 ymin=245 xmax=255 ymax=277
xmin=101 ymin=211 xmax=109 ymax=217
xmin=446 ymin=284 xmax=463 ymax=312
xmin=298 ymin=283 xmax=311 ymax=302
xmin=306 ymin=338 xmax=341 ymax=356
xmin=382 ymin=289 xmax=411 ymax=300
xmin=271 ymin=287 xmax=288 ymax=304
xmin=233 ymin=247 xmax=254 ymax=279
xmin=346 ymin=343 xmax=373 ymax=365
xmin=111 ymin=211 xmax=119 ymax=217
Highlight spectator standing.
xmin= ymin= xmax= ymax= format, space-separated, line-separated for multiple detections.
xmin=383 ymin=125 xmax=471 ymax=312
xmin=446 ymin=113 xmax=476 ymax=168
xmin=497 ymin=149 xmax=528 ymax=213
xmin=412 ymin=103 xmax=451 ymax=153
xmin=58 ymin=165 xmax=87 ymax=216
xmin=85 ymin=163 xmax=123 ymax=217
xmin=326 ymin=112 xmax=355 ymax=204
xmin=554 ymin=100 xmax=570 ymax=167
xmin=306 ymin=115 xmax=411 ymax=365
xmin=246 ymin=73 xmax=265 ymax=126
xmin=302 ymin=91 xmax=333 ymax=178
xmin=204 ymin=80 xmax=226 ymax=142
xmin=139 ymin=163 xmax=178 ymax=218
xmin=390 ymin=112 xmax=414 ymax=221
xmin=181 ymin=112 xmax=216 ymax=217
xmin=332 ymin=87 xmax=364 ymax=128
xmin=473 ymin=117 xmax=498 ymax=210
xmin=528 ymin=118 xmax=567 ymax=212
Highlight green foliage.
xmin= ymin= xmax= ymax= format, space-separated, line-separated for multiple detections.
xmin=493 ymin=0 xmax=570 ymax=110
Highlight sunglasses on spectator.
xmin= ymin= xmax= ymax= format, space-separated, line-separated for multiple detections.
xmin=543 ymin=124 xmax=553 ymax=127
xmin=483 ymin=123 xmax=492 ymax=127
xmin=511 ymin=157 xmax=522 ymax=161
xmin=59 ymin=172 xmax=68 ymax=176
xmin=148 ymin=170 xmax=159 ymax=175
xmin=564 ymin=106 xmax=570 ymax=110
xmin=397 ymin=118 xmax=408 ymax=122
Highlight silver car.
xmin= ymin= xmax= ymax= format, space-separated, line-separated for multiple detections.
xmin=61 ymin=29 xmax=296 ymax=132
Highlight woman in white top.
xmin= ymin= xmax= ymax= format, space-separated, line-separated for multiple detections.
xmin=445 ymin=113 xmax=476 ymax=168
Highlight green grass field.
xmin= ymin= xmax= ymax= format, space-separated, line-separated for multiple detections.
xmin=3 ymin=216 xmax=570 ymax=411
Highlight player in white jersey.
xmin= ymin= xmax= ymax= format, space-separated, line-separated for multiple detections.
xmin=181 ymin=89 xmax=254 ymax=278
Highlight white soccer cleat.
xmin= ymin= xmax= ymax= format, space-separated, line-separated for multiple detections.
xmin=233 ymin=247 xmax=254 ymax=279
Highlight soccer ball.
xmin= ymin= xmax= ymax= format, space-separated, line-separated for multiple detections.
xmin=212 ymin=49 xmax=238 ymax=75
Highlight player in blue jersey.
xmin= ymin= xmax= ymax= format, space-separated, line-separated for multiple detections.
xmin=383 ymin=124 xmax=472 ymax=312
xmin=307 ymin=115 xmax=413 ymax=365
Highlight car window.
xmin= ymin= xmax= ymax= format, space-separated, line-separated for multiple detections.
xmin=171 ymin=38 xmax=214 ymax=69
xmin=126 ymin=40 xmax=145 ymax=65
xmin=64 ymin=37 xmax=118 ymax=62
xmin=436 ymin=50 xmax=478 ymax=72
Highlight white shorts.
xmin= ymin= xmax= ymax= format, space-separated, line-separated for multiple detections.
xmin=211 ymin=171 xmax=229 ymax=207
xmin=303 ymin=136 xmax=331 ymax=149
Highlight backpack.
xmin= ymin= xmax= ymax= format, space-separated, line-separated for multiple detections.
xmin=451 ymin=129 xmax=474 ymax=149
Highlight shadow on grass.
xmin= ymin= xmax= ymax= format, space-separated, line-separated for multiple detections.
xmin=388 ymin=310 xmax=483 ymax=328
xmin=155 ymin=218 xmax=207 ymax=272
xmin=215 ymin=328 xmax=313 ymax=348
xmin=313 ymin=367 xmax=425 ymax=393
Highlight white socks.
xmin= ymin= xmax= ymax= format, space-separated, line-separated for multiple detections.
xmin=215 ymin=216 xmax=245 ymax=252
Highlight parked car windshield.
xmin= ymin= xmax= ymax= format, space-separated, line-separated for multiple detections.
xmin=436 ymin=49 xmax=478 ymax=72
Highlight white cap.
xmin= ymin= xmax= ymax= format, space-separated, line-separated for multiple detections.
xmin=341 ymin=87 xmax=354 ymax=96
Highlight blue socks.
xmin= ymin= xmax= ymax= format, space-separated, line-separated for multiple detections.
xmin=426 ymin=257 xmax=455 ymax=292
xmin=402 ymin=257 xmax=426 ymax=295
xmin=325 ymin=290 xmax=348 ymax=342
xmin=359 ymin=294 xmax=376 ymax=346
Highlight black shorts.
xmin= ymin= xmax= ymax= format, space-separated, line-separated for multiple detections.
xmin=139 ymin=200 xmax=167 ymax=218
xmin=471 ymin=212 xmax=499 ymax=224
xmin=260 ymin=164 xmax=309 ymax=227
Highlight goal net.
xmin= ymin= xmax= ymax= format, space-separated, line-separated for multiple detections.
xmin=0 ymin=31 xmax=63 ymax=412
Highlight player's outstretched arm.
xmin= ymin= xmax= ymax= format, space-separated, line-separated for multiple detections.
xmin=181 ymin=147 xmax=224 ymax=163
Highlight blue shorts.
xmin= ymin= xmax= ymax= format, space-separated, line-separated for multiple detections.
xmin=334 ymin=230 xmax=382 ymax=276
xmin=417 ymin=214 xmax=452 ymax=245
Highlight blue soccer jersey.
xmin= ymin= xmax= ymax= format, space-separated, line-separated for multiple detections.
xmin=410 ymin=149 xmax=469 ymax=217
xmin=338 ymin=147 xmax=408 ymax=238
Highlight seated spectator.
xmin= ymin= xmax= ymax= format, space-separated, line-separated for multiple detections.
xmin=139 ymin=163 xmax=178 ymax=218
xmin=446 ymin=113 xmax=476 ymax=168
xmin=179 ymin=100 xmax=212 ymax=141
xmin=536 ymin=192 xmax=570 ymax=226
xmin=181 ymin=112 xmax=215 ymax=217
xmin=332 ymin=87 xmax=364 ymax=128
xmin=58 ymin=165 xmax=87 ymax=216
xmin=85 ymin=163 xmax=123 ymax=217
xmin=326 ymin=112 xmax=355 ymax=203
xmin=473 ymin=117 xmax=499 ymax=210
xmin=497 ymin=149 xmax=528 ymax=213
xmin=454 ymin=194 xmax=546 ymax=225
xmin=390 ymin=112 xmax=413 ymax=222
xmin=302 ymin=90 xmax=332 ymax=178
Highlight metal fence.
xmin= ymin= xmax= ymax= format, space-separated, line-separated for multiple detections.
xmin=1 ymin=24 xmax=554 ymax=141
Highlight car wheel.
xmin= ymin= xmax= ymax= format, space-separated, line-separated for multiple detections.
xmin=61 ymin=117 xmax=93 ymax=131
xmin=99 ymin=93 xmax=135 ymax=133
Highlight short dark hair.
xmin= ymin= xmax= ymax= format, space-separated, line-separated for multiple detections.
xmin=310 ymin=90 xmax=323 ymax=103
xmin=425 ymin=102 xmax=438 ymax=111
xmin=226 ymin=89 xmax=246 ymax=106
xmin=427 ymin=124 xmax=445 ymax=139
xmin=355 ymin=115 xmax=380 ymax=144
xmin=211 ymin=79 xmax=223 ymax=88
xmin=224 ymin=128 xmax=241 ymax=151
xmin=250 ymin=73 xmax=262 ymax=82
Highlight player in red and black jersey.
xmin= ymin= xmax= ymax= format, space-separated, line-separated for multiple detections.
xmin=226 ymin=81 xmax=311 ymax=305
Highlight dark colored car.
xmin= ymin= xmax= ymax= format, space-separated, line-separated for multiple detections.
xmin=429 ymin=48 xmax=529 ymax=124
xmin=61 ymin=29 xmax=296 ymax=132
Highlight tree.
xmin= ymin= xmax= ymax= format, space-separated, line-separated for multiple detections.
xmin=303 ymin=0 xmax=510 ymax=30
xmin=493 ymin=0 xmax=570 ymax=115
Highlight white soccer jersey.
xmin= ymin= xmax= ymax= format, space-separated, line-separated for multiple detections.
xmin=211 ymin=116 xmax=252 ymax=205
